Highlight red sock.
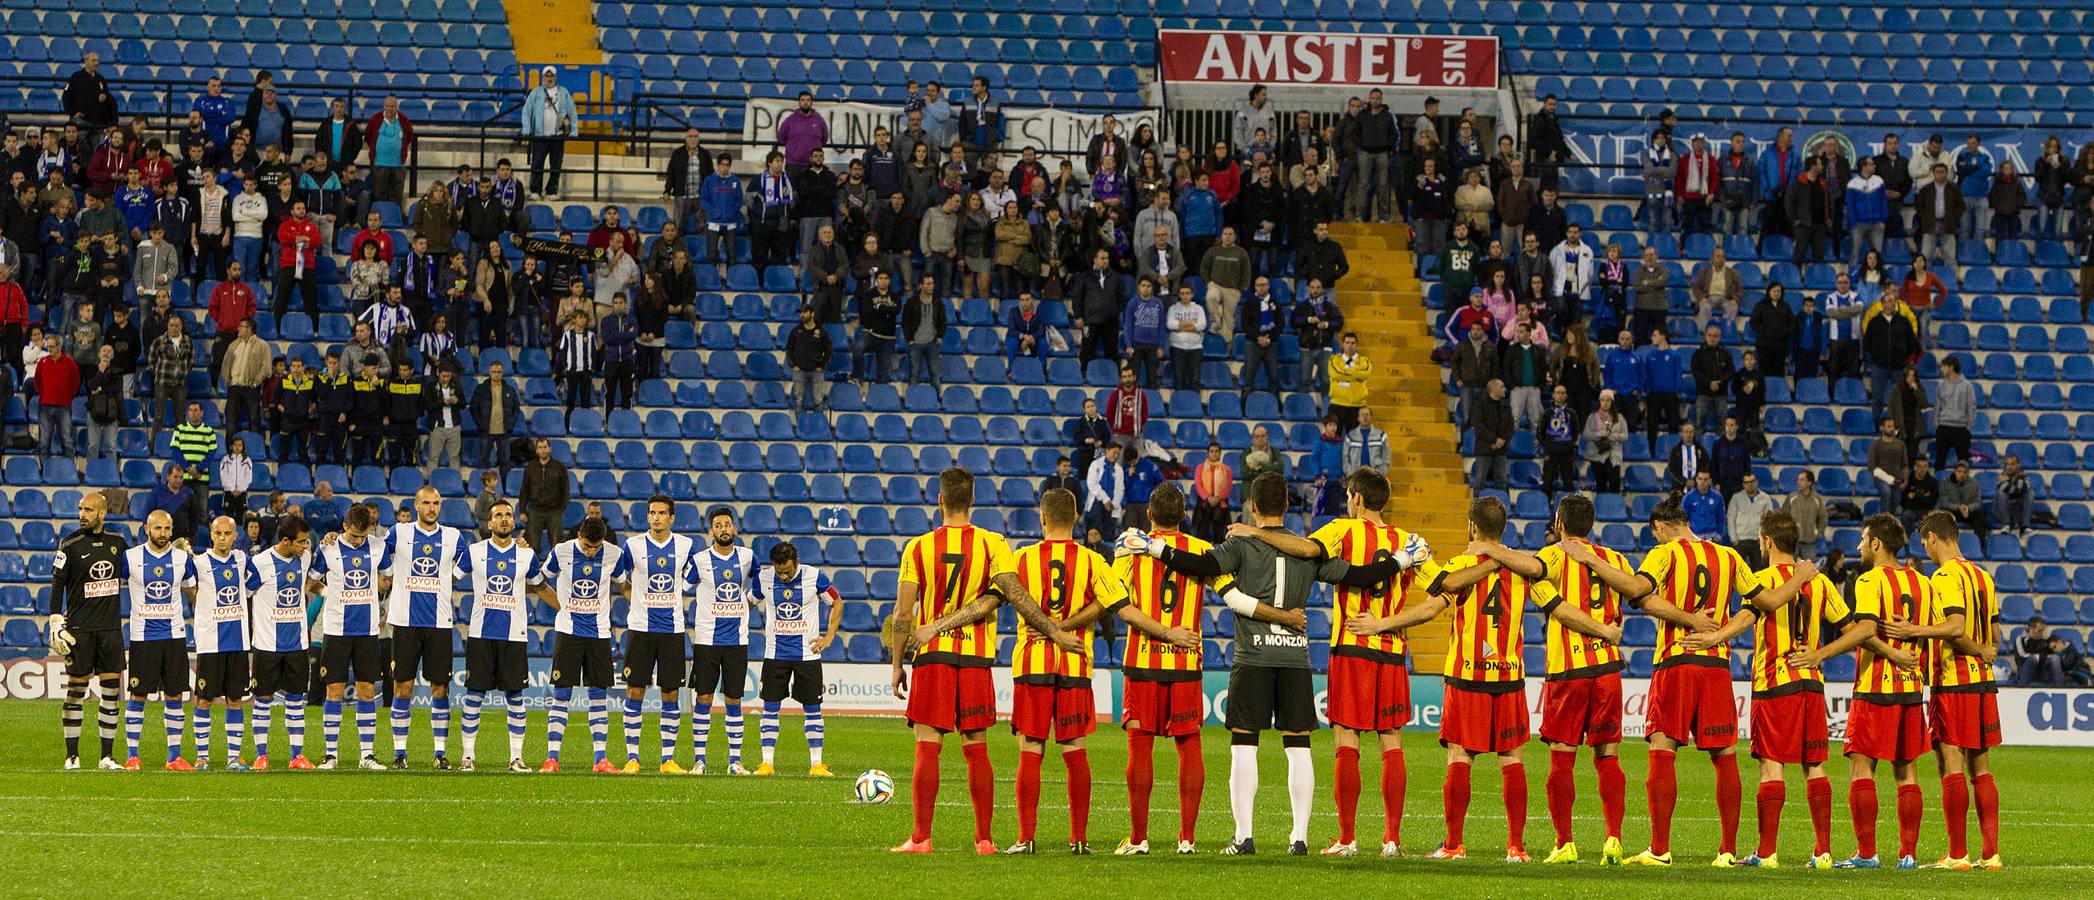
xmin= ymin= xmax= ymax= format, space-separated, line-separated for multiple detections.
xmin=1015 ymin=749 xmax=1042 ymax=843
xmin=1380 ymin=748 xmax=1407 ymax=846
xmin=1444 ymin=760 xmax=1472 ymax=848
xmin=1941 ymin=774 xmax=1969 ymax=860
xmin=1546 ymin=749 xmax=1577 ymax=845
xmin=1896 ymin=783 xmax=1923 ymax=859
xmin=1806 ymin=776 xmax=1833 ymax=856
xmin=1714 ymin=754 xmax=1742 ymax=856
xmin=1755 ymin=781 xmax=1785 ymax=858
xmin=1974 ymin=773 xmax=2000 ymax=859
xmin=1646 ymin=749 xmax=1677 ymax=855
xmin=1594 ymin=754 xmax=1626 ymax=840
xmin=1850 ymin=779 xmax=1879 ymax=859
xmin=1334 ymin=746 xmax=1361 ymax=844
xmin=962 ymin=741 xmax=995 ymax=843
xmin=1064 ymin=748 xmax=1092 ymax=844
xmin=1176 ymin=734 xmax=1205 ymax=843
xmin=1502 ymin=762 xmax=1528 ymax=851
xmin=1126 ymin=732 xmax=1155 ymax=844
xmin=910 ymin=741 xmax=941 ymax=842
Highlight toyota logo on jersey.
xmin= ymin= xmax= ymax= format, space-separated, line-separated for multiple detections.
xmin=573 ymin=578 xmax=599 ymax=598
xmin=217 ymin=585 xmax=241 ymax=606
xmin=412 ymin=554 xmax=439 ymax=576
xmin=277 ymin=585 xmax=304 ymax=608
xmin=777 ymin=601 xmax=802 ymax=620
xmin=89 ymin=560 xmax=115 ymax=580
xmin=144 ymin=568 xmax=174 ymax=601
xmin=487 ymin=574 xmax=513 ymax=595
xmin=649 ymin=572 xmax=675 ymax=593
xmin=344 ymin=568 xmax=370 ymax=589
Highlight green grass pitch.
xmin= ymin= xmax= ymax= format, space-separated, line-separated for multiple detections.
xmin=0 ymin=700 xmax=2086 ymax=896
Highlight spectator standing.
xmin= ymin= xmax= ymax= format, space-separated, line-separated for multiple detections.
xmin=1821 ymin=272 xmax=1866 ymax=382
xmin=1988 ymin=161 xmax=2027 ymax=242
xmin=1352 ymin=89 xmax=1398 ymax=222
xmin=1784 ymin=157 xmax=1834 ymax=265
xmin=1898 ymin=457 xmax=1940 ymax=533
xmin=901 ymin=276 xmax=949 ymax=388
xmin=1674 ymin=133 xmax=1718 ymax=234
xmin=598 ymin=294 xmax=637 ymax=413
xmin=1468 ymin=379 xmax=1513 ymax=490
xmin=1501 ymin=321 xmax=1547 ymax=428
xmin=1713 ymin=132 xmax=1757 ymax=236
xmin=1726 ymin=473 xmax=1775 ymax=567
xmin=1292 ymin=279 xmax=1342 ymax=398
xmin=784 ymin=304 xmax=830 ymax=413
xmin=1641 ymin=131 xmax=1678 ymax=237
xmin=1040 ymin=455 xmax=1081 ymax=505
xmin=1068 ymin=396 xmax=1112 ymax=481
xmin=1326 ymin=333 xmax=1371 ymax=433
xmin=1845 ymin=156 xmax=1888 ymax=266
xmin=1071 ymin=249 xmax=1124 ymax=366
xmin=1342 ymin=406 xmax=1390 ymax=475
xmin=1538 ymin=384 xmax=1580 ymax=496
xmin=145 ymin=312 xmax=191 ymax=441
xmin=1683 ymin=471 xmax=1725 ymax=538
xmin=849 ymin=272 xmax=900 ymax=383
xmin=1933 ymin=357 xmax=1974 ymax=468
xmin=1867 ymin=416 xmax=1909 ymax=515
xmin=1731 ymin=349 xmax=1765 ymax=437
xmin=1862 ymin=291 xmax=1919 ymax=423
xmin=35 ymin=332 xmax=79 ymax=460
xmin=776 ymin=91 xmax=829 ymax=176
xmin=1629 ymin=245 xmax=1670 ymax=345
xmin=1690 ymin=247 xmax=1743 ymax=332
xmin=170 ymin=401 xmax=217 ymax=535
xmin=63 ymin=52 xmax=119 ymax=128
xmin=955 ymin=77 xmax=1003 ymax=166
xmin=1754 ymin=127 xmax=1802 ymax=254
xmin=1120 ymin=278 xmax=1166 ymax=389
xmin=1994 ymin=455 xmax=2032 ymax=537
xmin=1190 ymin=442 xmax=1233 ymax=543
xmin=1888 ymin=366 xmax=1930 ymax=466
xmin=1237 ymin=283 xmax=1284 ymax=399
xmin=1547 ymin=224 xmax=1593 ymax=328
xmin=1105 ymin=366 xmax=1147 ymax=448
xmin=468 ymin=359 xmax=520 ymax=476
xmin=1452 ymin=319 xmax=1499 ymax=426
xmin=1295 ymin=220 xmax=1350 ymax=293
xmin=82 ymin=344 xmax=122 ymax=460
xmin=553 ymin=309 xmax=598 ymax=429
xmin=1914 ymin=163 xmax=1962 ymax=271
xmin=365 ymin=96 xmax=415 ymax=206
xmin=1199 ymin=227 xmax=1251 ymax=341
xmin=1786 ymin=471 xmax=1827 ymax=553
xmin=1664 ymin=421 xmax=1709 ymax=490
xmin=1583 ymin=389 xmax=1628 ymax=493
xmin=521 ymin=67 xmax=579 ymax=200
xmin=1688 ymin=324 xmax=1732 ymax=436
xmin=421 ymin=365 xmax=464 ymax=474
xmin=1952 ymin=135 xmax=1994 ymax=242
xmin=1710 ymin=416 xmax=1752 ymax=498
xmin=273 ymin=356 xmax=313 ymax=465
xmin=1747 ymin=283 xmax=1794 ymax=380
xmin=218 ymin=435 xmax=254 ymax=520
xmin=221 ymin=318 xmax=270 ymax=437
xmin=1083 ymin=442 xmax=1126 ymax=537
xmin=518 ymin=438 xmax=568 ymax=552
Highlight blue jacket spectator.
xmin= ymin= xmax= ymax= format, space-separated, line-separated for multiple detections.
xmin=1954 ymin=140 xmax=1994 ymax=199
xmin=1844 ymin=173 xmax=1888 ymax=226
xmin=699 ymin=171 xmax=745 ymax=227
xmin=1601 ymin=343 xmax=1644 ymax=396
xmin=1179 ymin=186 xmax=1223 ymax=240
xmin=1126 ymin=456 xmax=1166 ymax=507
xmin=521 ymin=79 xmax=581 ymax=138
xmin=1683 ymin=482 xmax=1725 ymax=537
xmin=1122 ymin=286 xmax=1167 ymax=350
xmin=1638 ymin=343 xmax=1684 ymax=396
xmin=1755 ymin=138 xmax=1803 ymax=202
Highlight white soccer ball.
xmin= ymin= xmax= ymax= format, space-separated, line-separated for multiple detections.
xmin=855 ymin=769 xmax=894 ymax=804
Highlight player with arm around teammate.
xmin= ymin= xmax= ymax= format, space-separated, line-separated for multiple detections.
xmin=191 ymin=516 xmax=258 ymax=770
xmin=456 ymin=499 xmax=538 ymax=772
xmin=1834 ymin=513 xmax=1934 ymax=870
xmin=312 ymin=503 xmax=388 ymax=769
xmin=689 ymin=506 xmax=758 ymax=776
xmin=1894 ymin=510 xmax=2005 ymax=871
xmin=49 ymin=491 xmax=129 ymax=770
xmin=376 ymin=486 xmax=470 ymax=769
xmin=749 ymin=541 xmax=844 ymax=777
xmin=246 ymin=516 xmax=318 ymax=770
xmin=120 ymin=510 xmax=199 ymax=770
xmin=529 ymin=515 xmax=630 ymax=773
xmin=619 ymin=494 xmax=697 ymax=774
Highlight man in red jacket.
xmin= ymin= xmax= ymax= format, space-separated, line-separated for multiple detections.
xmin=207 ymin=260 xmax=257 ymax=388
xmin=349 ymin=211 xmax=395 ymax=264
xmin=1106 ymin=365 xmax=1149 ymax=449
xmin=0 ymin=262 xmax=27 ymax=373
xmin=36 ymin=332 xmax=82 ymax=460
xmin=273 ymin=202 xmax=322 ymax=320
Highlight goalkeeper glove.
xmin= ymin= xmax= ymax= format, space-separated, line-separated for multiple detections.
xmin=48 ymin=614 xmax=73 ymax=657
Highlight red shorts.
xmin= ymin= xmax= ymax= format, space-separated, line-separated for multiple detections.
xmin=1846 ymin=698 xmax=1928 ymax=762
xmin=1440 ymin=682 xmax=1529 ymax=753
xmin=1929 ymin=691 xmax=2003 ymax=751
xmin=1540 ymin=672 xmax=1624 ymax=747
xmin=1750 ymin=690 xmax=1830 ymax=765
xmin=1645 ymin=663 xmax=1739 ymax=750
xmin=1326 ymin=655 xmax=1412 ymax=733
xmin=1121 ymin=677 xmax=1204 ymax=737
xmin=906 ymin=662 xmax=997 ymax=733
xmin=1011 ymin=682 xmax=1096 ymax=742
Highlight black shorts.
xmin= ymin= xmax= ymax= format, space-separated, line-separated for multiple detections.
xmin=622 ymin=631 xmax=689 ymax=690
xmin=195 ymin=651 xmax=251 ymax=701
xmin=319 ymin=634 xmax=385 ymax=685
xmin=391 ymin=626 xmax=456 ymax=686
xmin=465 ymin=638 xmax=529 ymax=694
xmin=551 ymin=634 xmax=614 ymax=689
xmin=127 ymin=639 xmax=191 ymax=696
xmin=64 ymin=628 xmax=125 ymax=678
xmin=1226 ymin=664 xmax=1318 ymax=733
xmin=251 ymin=649 xmax=312 ymax=698
xmin=760 ymin=660 xmax=825 ymax=706
xmin=690 ymin=644 xmax=749 ymax=697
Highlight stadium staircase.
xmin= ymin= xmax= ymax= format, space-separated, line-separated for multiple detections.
xmin=1328 ymin=221 xmax=1467 ymax=671
xmin=500 ymin=0 xmax=602 ymax=69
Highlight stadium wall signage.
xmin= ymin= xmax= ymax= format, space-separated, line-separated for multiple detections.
xmin=1155 ymin=29 xmax=1501 ymax=91
xmin=743 ymin=100 xmax=1165 ymax=166
xmin=516 ymin=236 xmax=605 ymax=263
xmin=1558 ymin=120 xmax=2062 ymax=199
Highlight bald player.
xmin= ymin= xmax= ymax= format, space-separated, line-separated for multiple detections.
xmin=377 ymin=486 xmax=470 ymax=769
xmin=51 ymin=491 xmax=129 ymax=769
xmin=121 ymin=510 xmax=199 ymax=769
xmin=191 ymin=516 xmax=257 ymax=770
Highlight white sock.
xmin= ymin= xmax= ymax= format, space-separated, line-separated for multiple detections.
xmin=1230 ymin=742 xmax=1259 ymax=842
xmin=1284 ymin=745 xmax=1314 ymax=845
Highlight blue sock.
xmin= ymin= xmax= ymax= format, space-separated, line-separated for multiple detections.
xmin=253 ymin=697 xmax=273 ymax=759
xmin=391 ymin=695 xmax=411 ymax=758
xmin=431 ymin=694 xmax=451 ymax=759
xmin=623 ymin=697 xmax=643 ymax=762
xmin=505 ymin=695 xmax=528 ymax=763
xmin=461 ymin=691 xmax=484 ymax=758
xmin=162 ymin=699 xmax=185 ymax=763
xmin=724 ymin=700 xmax=743 ymax=765
xmin=355 ymin=697 xmax=378 ymax=756
xmin=547 ymin=687 xmax=571 ymax=761
xmin=125 ymin=699 xmax=144 ymax=759
xmin=284 ymin=695 xmax=305 ymax=757
xmin=587 ymin=689 xmax=609 ymax=764
xmin=323 ymin=699 xmax=343 ymax=757
xmin=658 ymin=697 xmax=681 ymax=761
xmin=226 ymin=706 xmax=246 ymax=760
xmin=759 ymin=701 xmax=781 ymax=765
xmin=805 ymin=704 xmax=825 ymax=767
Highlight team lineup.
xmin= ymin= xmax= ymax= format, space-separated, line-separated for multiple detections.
xmin=43 ymin=465 xmax=2005 ymax=871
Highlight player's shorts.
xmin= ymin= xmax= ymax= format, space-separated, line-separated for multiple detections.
xmin=690 ymin=643 xmax=750 ymax=697
xmin=1644 ymin=662 xmax=1739 ymax=750
xmin=319 ymin=634 xmax=384 ymax=685
xmin=1225 ymin=664 xmax=1318 ymax=733
xmin=1121 ymin=676 xmax=1204 ymax=737
xmin=390 ymin=626 xmax=456 ymax=686
xmin=622 ymin=631 xmax=689 ymax=690
xmin=250 ymin=649 xmax=312 ymax=698
xmin=194 ymin=651 xmax=251 ymax=701
xmin=465 ymin=638 xmax=529 ymax=694
xmin=127 ymin=638 xmax=191 ymax=696
xmin=1011 ymin=681 xmax=1096 ymax=742
xmin=1846 ymin=698 xmax=1928 ymax=763
xmin=1929 ymin=690 xmax=2003 ymax=751
xmin=1440 ymin=681 xmax=1530 ymax=753
xmin=550 ymin=634 xmax=615 ymax=689
xmin=906 ymin=662 xmax=997 ymax=733
xmin=760 ymin=660 xmax=825 ymax=707
xmin=1540 ymin=672 xmax=1626 ymax=747
xmin=1326 ymin=654 xmax=1411 ymax=733
xmin=1750 ymin=690 xmax=1830 ymax=764
xmin=64 ymin=628 xmax=125 ymax=678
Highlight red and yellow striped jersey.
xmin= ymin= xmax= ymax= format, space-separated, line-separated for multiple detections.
xmin=1011 ymin=539 xmax=1127 ymax=684
xmin=899 ymin=525 xmax=1018 ymax=666
xmin=1635 ymin=539 xmax=1761 ymax=669
xmin=1748 ymin=564 xmax=1849 ymax=697
xmin=1115 ymin=530 xmax=1225 ymax=681
xmin=1928 ymin=558 xmax=1999 ymax=693
xmin=1424 ymin=554 xmax=1562 ymax=691
xmin=1310 ymin=517 xmax=1432 ymax=664
xmin=1851 ymin=564 xmax=1933 ymax=702
xmin=1535 ymin=539 xmax=1631 ymax=679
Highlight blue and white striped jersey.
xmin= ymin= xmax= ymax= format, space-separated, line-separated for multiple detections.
xmin=379 ymin=523 xmax=470 ymax=629
xmin=123 ymin=544 xmax=194 ymax=643
xmin=691 ymin=546 xmax=757 ymax=647
xmin=246 ymin=549 xmax=314 ymax=653
xmin=312 ymin=537 xmax=385 ymax=637
xmin=460 ymin=538 xmax=535 ymax=643
xmin=192 ymin=549 xmax=253 ymax=654
xmin=621 ymin=533 xmax=697 ymax=634
xmin=753 ymin=565 xmax=839 ymax=662
xmin=533 ymin=540 xmax=629 ymax=639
